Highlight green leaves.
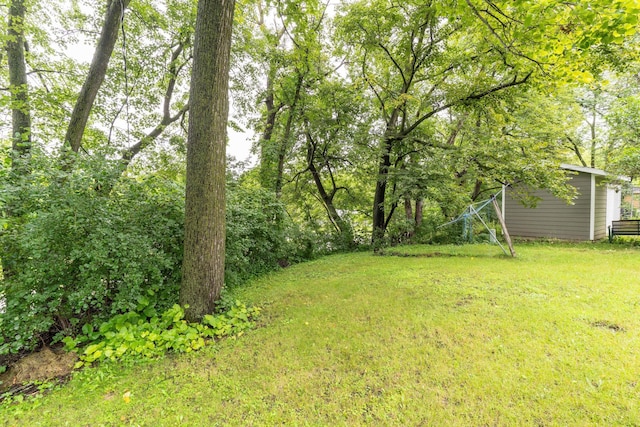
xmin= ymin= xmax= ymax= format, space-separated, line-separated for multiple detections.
xmin=0 ymin=152 xmax=185 ymax=355
xmin=67 ymin=302 xmax=261 ymax=368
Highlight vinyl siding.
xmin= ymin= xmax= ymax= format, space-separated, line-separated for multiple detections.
xmin=594 ymin=177 xmax=608 ymax=240
xmin=504 ymin=172 xmax=592 ymax=240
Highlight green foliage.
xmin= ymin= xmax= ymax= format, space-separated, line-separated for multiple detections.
xmin=0 ymin=150 xmax=315 ymax=356
xmin=0 ymin=151 xmax=185 ymax=355
xmin=63 ymin=301 xmax=260 ymax=367
xmin=2 ymin=0 xmax=639 ymax=372
xmin=0 ymin=379 xmax=60 ymax=407
xmin=225 ymin=185 xmax=316 ymax=287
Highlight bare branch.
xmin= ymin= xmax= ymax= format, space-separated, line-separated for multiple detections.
xmin=464 ymin=70 xmax=532 ymax=101
xmin=164 ymin=42 xmax=186 ymax=119
xmin=362 ymin=50 xmax=388 ymax=122
xmin=403 ymin=71 xmax=532 ymax=138
xmin=276 ymin=1 xmax=301 ymax=50
xmin=566 ymin=135 xmax=588 ymax=167
xmin=377 ymin=41 xmax=407 ymax=87
xmin=466 ymin=0 xmax=547 ymax=71
xmin=485 ymin=0 xmax=523 ymax=24
xmin=121 ymin=102 xmax=190 ymax=164
xmin=465 ymin=0 xmax=510 ymax=50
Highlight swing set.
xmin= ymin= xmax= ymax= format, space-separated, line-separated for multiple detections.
xmin=438 ymin=188 xmax=516 ymax=257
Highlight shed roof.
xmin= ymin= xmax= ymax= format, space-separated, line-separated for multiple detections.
xmin=560 ymin=163 xmax=608 ymax=177
xmin=560 ymin=164 xmax=631 ymax=183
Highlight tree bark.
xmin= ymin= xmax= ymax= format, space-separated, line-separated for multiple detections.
xmin=258 ymin=64 xmax=281 ymax=189
xmin=566 ymin=136 xmax=588 ymax=167
xmin=64 ymin=0 xmax=131 ymax=153
xmin=274 ymin=73 xmax=303 ymax=198
xmin=414 ymin=198 xmax=423 ymax=228
xmin=305 ymin=132 xmax=353 ymax=243
xmin=589 ymin=104 xmax=597 ymax=168
xmin=256 ymin=20 xmax=285 ymax=191
xmin=3 ymin=0 xmax=31 ymax=281
xmin=403 ymin=198 xmax=415 ymax=239
xmin=180 ymin=0 xmax=235 ymax=322
xmin=372 ymin=136 xmax=393 ymax=246
xmin=7 ymin=0 xmax=31 ymax=170
xmin=404 ymin=198 xmax=413 ymax=222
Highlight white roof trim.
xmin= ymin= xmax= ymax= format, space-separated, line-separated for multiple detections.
xmin=560 ymin=163 xmax=608 ymax=177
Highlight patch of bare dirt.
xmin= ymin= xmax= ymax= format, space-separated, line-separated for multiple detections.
xmin=0 ymin=347 xmax=77 ymax=394
xmin=591 ymin=320 xmax=625 ymax=332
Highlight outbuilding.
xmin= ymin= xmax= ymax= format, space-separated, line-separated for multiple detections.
xmin=502 ymin=164 xmax=622 ymax=241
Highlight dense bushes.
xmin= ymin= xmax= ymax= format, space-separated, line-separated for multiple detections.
xmin=225 ymin=186 xmax=308 ymax=288
xmin=0 ymin=153 xmax=322 ymax=357
xmin=0 ymin=155 xmax=185 ymax=356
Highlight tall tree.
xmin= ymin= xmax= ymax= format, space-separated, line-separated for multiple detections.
xmin=180 ymin=0 xmax=235 ymax=322
xmin=64 ymin=0 xmax=131 ymax=153
xmin=338 ymin=0 xmax=534 ymax=245
xmin=6 ymin=0 xmax=31 ymax=172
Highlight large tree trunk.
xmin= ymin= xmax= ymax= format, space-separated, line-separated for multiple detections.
xmin=404 ymin=198 xmax=413 ymax=222
xmin=404 ymin=198 xmax=415 ymax=239
xmin=180 ymin=0 xmax=235 ymax=322
xmin=310 ymin=164 xmax=353 ymax=240
xmin=258 ymin=65 xmax=280 ymax=189
xmin=4 ymin=0 xmax=31 ymax=281
xmin=64 ymin=0 xmax=131 ymax=153
xmin=274 ymin=73 xmax=303 ymax=198
xmin=372 ymin=136 xmax=393 ymax=246
xmin=7 ymin=0 xmax=31 ymax=171
xmin=414 ymin=198 xmax=423 ymax=228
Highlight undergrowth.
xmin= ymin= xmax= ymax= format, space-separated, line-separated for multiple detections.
xmin=0 ymin=300 xmax=260 ymax=408
xmin=63 ymin=301 xmax=261 ymax=368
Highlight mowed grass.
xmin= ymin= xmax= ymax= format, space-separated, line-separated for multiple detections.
xmin=2 ymin=243 xmax=640 ymax=426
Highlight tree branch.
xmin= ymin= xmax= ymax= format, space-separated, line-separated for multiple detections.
xmin=566 ymin=135 xmax=588 ymax=167
xmin=377 ymin=41 xmax=407 ymax=87
xmin=121 ymin=103 xmax=189 ymax=164
xmin=402 ymin=71 xmax=532 ymax=137
xmin=64 ymin=0 xmax=132 ymax=153
xmin=118 ymin=39 xmax=191 ymax=166
xmin=466 ymin=0 xmax=546 ymax=71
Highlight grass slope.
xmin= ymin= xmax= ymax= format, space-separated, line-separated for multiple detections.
xmin=2 ymin=243 xmax=639 ymax=426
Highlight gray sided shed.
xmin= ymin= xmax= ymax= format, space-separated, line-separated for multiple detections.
xmin=503 ymin=164 xmax=621 ymax=241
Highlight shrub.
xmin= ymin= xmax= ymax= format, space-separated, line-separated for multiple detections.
xmin=0 ymin=154 xmax=184 ymax=356
xmin=0 ymin=154 xmax=320 ymax=357
xmin=225 ymin=186 xmax=311 ymax=287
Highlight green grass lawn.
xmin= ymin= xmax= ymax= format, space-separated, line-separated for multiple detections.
xmin=2 ymin=243 xmax=639 ymax=426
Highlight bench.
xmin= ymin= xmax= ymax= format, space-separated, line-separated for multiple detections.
xmin=609 ymin=220 xmax=640 ymax=242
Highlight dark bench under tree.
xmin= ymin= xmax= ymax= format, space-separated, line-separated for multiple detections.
xmin=609 ymin=220 xmax=640 ymax=242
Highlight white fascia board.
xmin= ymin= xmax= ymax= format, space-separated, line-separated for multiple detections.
xmin=561 ymin=163 xmax=631 ymax=182
xmin=561 ymin=163 xmax=608 ymax=177
xmin=589 ymin=174 xmax=596 ymax=240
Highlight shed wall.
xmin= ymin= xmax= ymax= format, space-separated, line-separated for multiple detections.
xmin=504 ymin=172 xmax=592 ymax=240
xmin=594 ymin=177 xmax=608 ymax=240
